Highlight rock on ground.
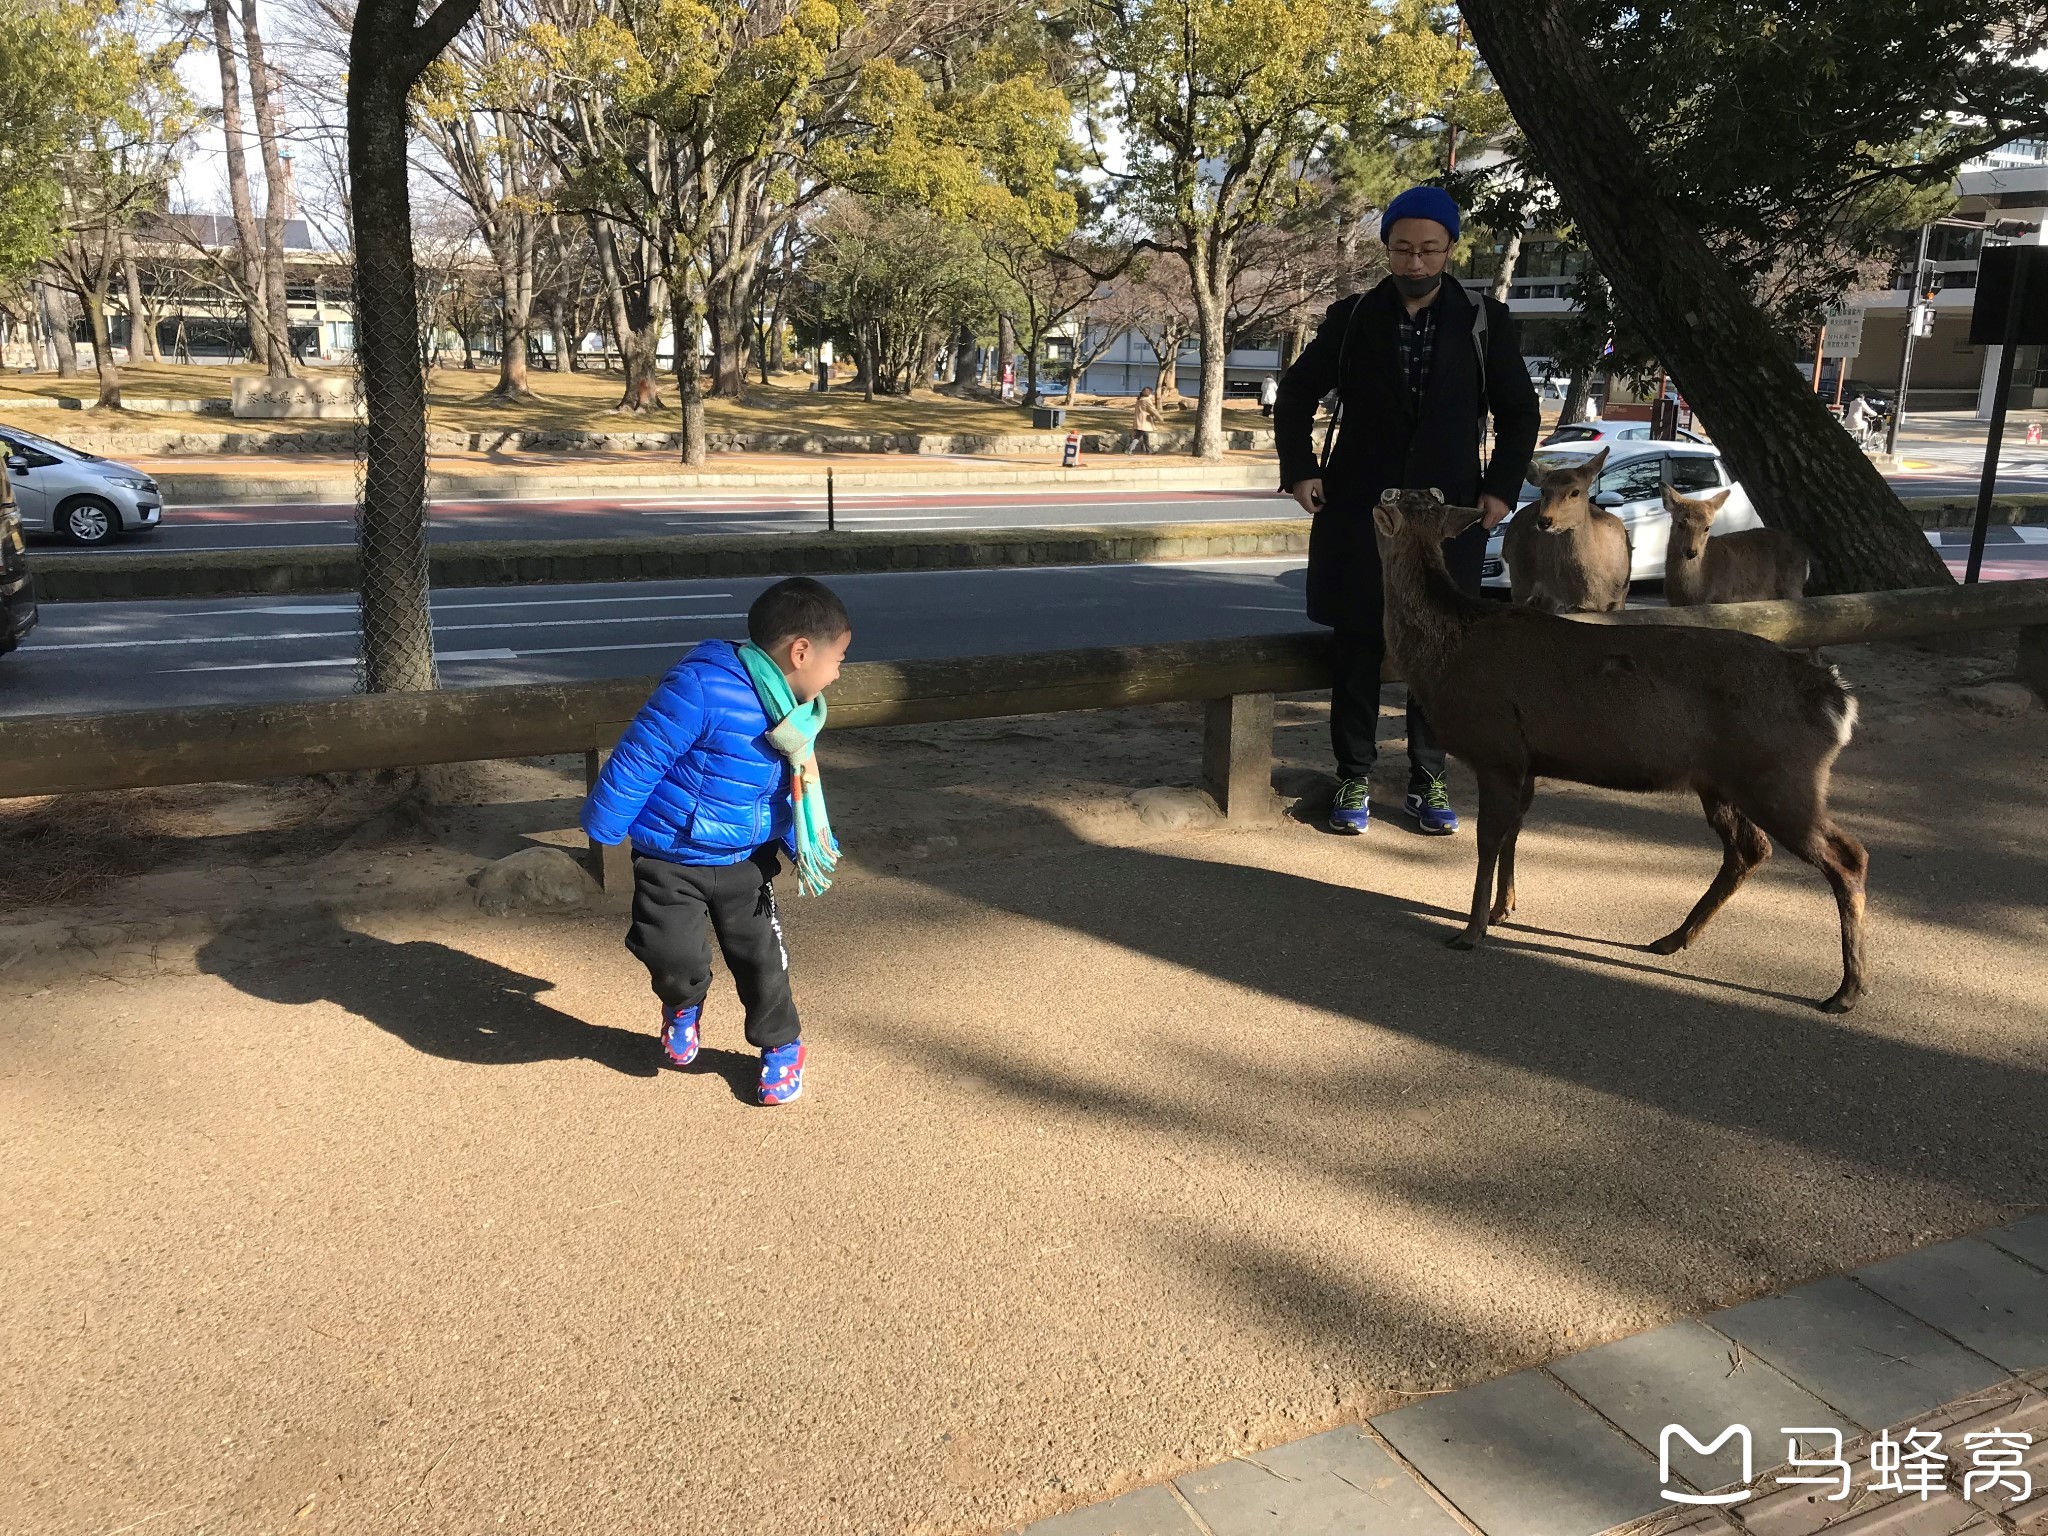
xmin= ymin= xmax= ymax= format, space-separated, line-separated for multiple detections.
xmin=472 ymin=846 xmax=599 ymax=915
xmin=1949 ymin=680 xmax=2038 ymax=718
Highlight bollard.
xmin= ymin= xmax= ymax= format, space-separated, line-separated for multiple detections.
xmin=1200 ymin=692 xmax=1279 ymax=820
xmin=583 ymin=746 xmax=634 ymax=892
xmin=827 ymin=467 xmax=836 ymax=532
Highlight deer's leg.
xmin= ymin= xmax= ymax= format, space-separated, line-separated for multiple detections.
xmin=1649 ymin=790 xmax=1772 ymax=955
xmin=1489 ymin=771 xmax=1537 ymax=924
xmin=1452 ymin=770 xmax=1525 ymax=950
xmin=1747 ymin=799 xmax=1871 ymax=1013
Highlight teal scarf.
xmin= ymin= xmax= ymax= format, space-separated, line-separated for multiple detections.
xmin=738 ymin=641 xmax=839 ymax=896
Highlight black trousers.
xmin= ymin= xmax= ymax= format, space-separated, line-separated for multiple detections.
xmin=1329 ymin=522 xmax=1488 ymax=787
xmin=625 ymin=845 xmax=799 ymax=1050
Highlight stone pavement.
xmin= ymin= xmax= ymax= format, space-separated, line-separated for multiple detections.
xmin=1019 ymin=1217 xmax=2048 ymax=1536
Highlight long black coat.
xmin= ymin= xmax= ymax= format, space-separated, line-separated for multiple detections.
xmin=1275 ymin=277 xmax=1540 ymax=629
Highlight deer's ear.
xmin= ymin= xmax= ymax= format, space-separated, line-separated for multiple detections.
xmin=1704 ymin=489 xmax=1733 ymax=516
xmin=1372 ymin=502 xmax=1401 ymax=538
xmin=1582 ymin=446 xmax=1610 ymax=478
xmin=1660 ymin=483 xmax=1683 ymax=509
xmin=1442 ymin=503 xmax=1485 ymax=535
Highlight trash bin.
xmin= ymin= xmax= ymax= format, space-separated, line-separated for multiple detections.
xmin=1032 ymin=406 xmax=1065 ymax=429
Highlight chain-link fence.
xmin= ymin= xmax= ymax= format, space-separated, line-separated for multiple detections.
xmin=352 ymin=264 xmax=440 ymax=696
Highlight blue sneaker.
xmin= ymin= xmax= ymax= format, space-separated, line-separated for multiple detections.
xmin=1328 ymin=776 xmax=1372 ymax=834
xmin=660 ymin=1002 xmax=702 ymax=1068
xmin=759 ymin=1041 xmax=807 ymax=1106
xmin=1404 ymin=775 xmax=1459 ymax=835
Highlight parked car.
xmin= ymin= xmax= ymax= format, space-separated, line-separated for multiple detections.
xmin=1483 ymin=440 xmax=1761 ymax=592
xmin=0 ymin=475 xmax=38 ymax=656
xmin=1543 ymin=418 xmax=1708 ymax=447
xmin=0 ymin=424 xmax=164 ymax=545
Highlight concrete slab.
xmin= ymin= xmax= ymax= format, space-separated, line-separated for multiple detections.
xmin=1983 ymin=1213 xmax=2048 ymax=1272
xmin=1548 ymin=1319 xmax=1856 ymax=1493
xmin=1172 ymin=1429 xmax=1465 ymax=1535
xmin=1711 ymin=1276 xmax=2014 ymax=1430
xmin=1018 ymin=1485 xmax=1202 ymax=1536
xmin=1372 ymin=1369 xmax=1664 ymax=1536
xmin=1856 ymin=1240 xmax=2048 ymax=1373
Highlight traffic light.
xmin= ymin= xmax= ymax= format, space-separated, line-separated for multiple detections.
xmin=1911 ymin=304 xmax=1935 ymax=337
xmin=1917 ymin=264 xmax=1940 ymax=303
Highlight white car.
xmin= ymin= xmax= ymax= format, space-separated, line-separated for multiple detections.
xmin=0 ymin=424 xmax=165 ymax=545
xmin=1543 ymin=418 xmax=1707 ymax=447
xmin=1483 ymin=440 xmax=1761 ymax=592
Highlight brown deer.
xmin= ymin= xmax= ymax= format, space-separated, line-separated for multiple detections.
xmin=1663 ymin=485 xmax=1811 ymax=605
xmin=1502 ymin=446 xmax=1631 ymax=612
xmin=1371 ymin=487 xmax=1869 ymax=1013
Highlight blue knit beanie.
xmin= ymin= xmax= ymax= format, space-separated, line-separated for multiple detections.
xmin=1380 ymin=185 xmax=1461 ymax=243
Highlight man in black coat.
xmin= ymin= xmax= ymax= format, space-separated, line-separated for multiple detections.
xmin=1274 ymin=186 xmax=1540 ymax=836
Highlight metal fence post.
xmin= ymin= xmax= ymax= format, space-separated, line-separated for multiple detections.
xmin=1200 ymin=692 xmax=1278 ymax=820
xmin=583 ymin=746 xmax=633 ymax=891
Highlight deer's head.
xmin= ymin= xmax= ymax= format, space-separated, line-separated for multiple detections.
xmin=1531 ymin=446 xmax=1609 ymax=533
xmin=1662 ymin=484 xmax=1732 ymax=562
xmin=1373 ymin=487 xmax=1485 ymax=550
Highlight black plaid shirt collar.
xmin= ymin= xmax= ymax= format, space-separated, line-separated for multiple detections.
xmin=1396 ymin=298 xmax=1439 ymax=409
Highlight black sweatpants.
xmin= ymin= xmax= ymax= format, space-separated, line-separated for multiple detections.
xmin=1329 ymin=520 xmax=1488 ymax=788
xmin=625 ymin=844 xmax=799 ymax=1050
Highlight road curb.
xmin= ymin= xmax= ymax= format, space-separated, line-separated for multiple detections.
xmin=34 ymin=520 xmax=1313 ymax=602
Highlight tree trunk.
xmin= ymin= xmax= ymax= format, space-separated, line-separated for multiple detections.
xmin=1187 ymin=235 xmax=1231 ymax=461
xmin=348 ymin=0 xmax=484 ymax=695
xmin=242 ymin=0 xmax=295 ymax=376
xmin=997 ymin=313 xmax=1016 ymax=395
xmin=548 ymin=295 xmax=572 ymax=373
xmin=707 ymin=271 xmax=749 ymax=398
xmin=675 ymin=286 xmax=707 ymax=466
xmin=38 ymin=280 xmax=78 ymax=377
xmin=492 ymin=223 xmax=536 ymax=398
xmin=119 ymin=233 xmax=157 ymax=362
xmin=1490 ymin=226 xmax=1523 ymax=304
xmin=76 ymin=274 xmax=122 ymax=408
xmin=1559 ymin=369 xmax=1592 ymax=427
xmin=209 ymin=0 xmax=274 ymax=372
xmin=1459 ymin=0 xmax=1950 ymax=592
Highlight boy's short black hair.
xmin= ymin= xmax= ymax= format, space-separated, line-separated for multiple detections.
xmin=747 ymin=577 xmax=851 ymax=648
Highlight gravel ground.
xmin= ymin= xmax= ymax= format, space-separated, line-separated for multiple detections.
xmin=2 ymin=639 xmax=2043 ymax=1536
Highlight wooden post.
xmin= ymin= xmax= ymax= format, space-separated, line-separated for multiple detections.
xmin=2019 ymin=624 xmax=2048 ymax=705
xmin=1200 ymin=692 xmax=1278 ymax=820
xmin=583 ymin=746 xmax=633 ymax=892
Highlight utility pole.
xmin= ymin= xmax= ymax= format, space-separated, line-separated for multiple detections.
xmin=1444 ymin=17 xmax=1465 ymax=174
xmin=1886 ymin=223 xmax=1933 ymax=456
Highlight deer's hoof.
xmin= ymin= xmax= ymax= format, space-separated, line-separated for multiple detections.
xmin=1820 ymin=988 xmax=1861 ymax=1015
xmin=1488 ymin=900 xmax=1516 ymax=924
xmin=1446 ymin=933 xmax=1479 ymax=951
xmin=1646 ymin=931 xmax=1688 ymax=956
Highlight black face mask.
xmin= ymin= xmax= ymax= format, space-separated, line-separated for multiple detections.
xmin=1392 ymin=271 xmax=1442 ymax=300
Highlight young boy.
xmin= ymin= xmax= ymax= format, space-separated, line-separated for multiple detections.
xmin=581 ymin=577 xmax=851 ymax=1106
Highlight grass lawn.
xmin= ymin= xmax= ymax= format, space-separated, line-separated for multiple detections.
xmin=0 ymin=363 xmax=1253 ymax=437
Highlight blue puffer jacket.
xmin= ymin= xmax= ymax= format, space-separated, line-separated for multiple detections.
xmin=580 ymin=640 xmax=794 ymax=865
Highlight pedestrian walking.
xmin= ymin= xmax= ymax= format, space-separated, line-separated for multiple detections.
xmin=1273 ymin=185 xmax=1541 ymax=838
xmin=581 ymin=577 xmax=851 ymax=1106
xmin=1131 ymin=385 xmax=1162 ymax=454
xmin=1259 ymin=374 xmax=1278 ymax=417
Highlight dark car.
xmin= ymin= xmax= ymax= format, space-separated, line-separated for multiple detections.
xmin=1 ymin=468 xmax=39 ymax=656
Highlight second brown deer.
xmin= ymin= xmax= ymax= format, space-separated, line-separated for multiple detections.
xmin=1663 ymin=485 xmax=1811 ymax=605
xmin=1372 ymin=487 xmax=1870 ymax=1013
xmin=1502 ymin=446 xmax=1631 ymax=612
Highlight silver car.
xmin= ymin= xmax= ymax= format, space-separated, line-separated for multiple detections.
xmin=0 ymin=424 xmax=164 ymax=545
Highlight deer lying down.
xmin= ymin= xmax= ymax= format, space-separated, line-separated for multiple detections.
xmin=1502 ymin=446 xmax=1631 ymax=612
xmin=1663 ymin=484 xmax=1811 ymax=605
xmin=1372 ymin=487 xmax=1869 ymax=1013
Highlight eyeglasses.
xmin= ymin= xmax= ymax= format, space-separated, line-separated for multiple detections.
xmin=1387 ymin=243 xmax=1451 ymax=261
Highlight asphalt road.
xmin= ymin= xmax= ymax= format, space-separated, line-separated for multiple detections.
xmin=24 ymin=455 xmax=2048 ymax=556
xmin=8 ymin=529 xmax=2043 ymax=719
xmin=29 ymin=487 xmax=1294 ymax=555
xmin=0 ymin=556 xmax=1317 ymax=716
